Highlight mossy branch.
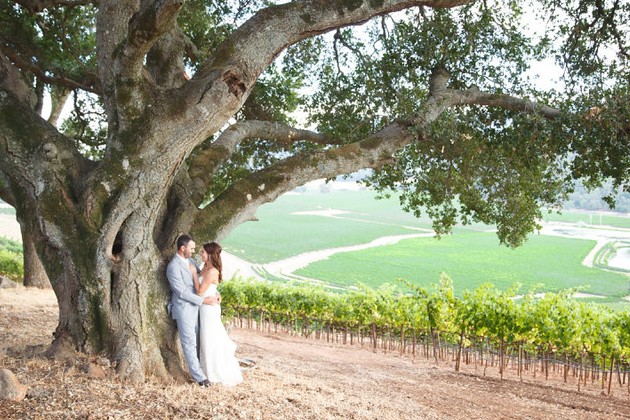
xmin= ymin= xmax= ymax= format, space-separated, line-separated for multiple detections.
xmin=187 ymin=121 xmax=339 ymax=203
xmin=191 ymin=122 xmax=414 ymax=240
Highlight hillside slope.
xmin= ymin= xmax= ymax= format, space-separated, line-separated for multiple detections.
xmin=0 ymin=288 xmax=628 ymax=419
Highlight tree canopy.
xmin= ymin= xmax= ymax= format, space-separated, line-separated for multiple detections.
xmin=1 ymin=1 xmax=628 ymax=245
xmin=0 ymin=0 xmax=628 ymax=380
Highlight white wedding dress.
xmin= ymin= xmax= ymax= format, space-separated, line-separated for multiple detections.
xmin=199 ymin=281 xmax=243 ymax=386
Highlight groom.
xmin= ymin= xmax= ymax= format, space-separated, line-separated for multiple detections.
xmin=166 ymin=234 xmax=218 ymax=387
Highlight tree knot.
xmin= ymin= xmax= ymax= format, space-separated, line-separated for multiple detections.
xmin=222 ymin=70 xmax=246 ymax=99
xmin=43 ymin=143 xmax=59 ymax=161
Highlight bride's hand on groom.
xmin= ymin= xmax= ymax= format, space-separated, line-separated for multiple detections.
xmin=202 ymin=293 xmax=221 ymax=305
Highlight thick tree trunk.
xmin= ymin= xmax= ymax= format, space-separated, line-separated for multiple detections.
xmin=14 ymin=203 xmax=51 ymax=289
xmin=42 ymin=220 xmax=189 ymax=383
xmin=20 ymin=226 xmax=51 ymax=289
xmin=33 ymin=175 xmax=205 ymax=383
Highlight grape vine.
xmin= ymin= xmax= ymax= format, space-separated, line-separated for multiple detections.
xmin=218 ymin=276 xmax=630 ymax=394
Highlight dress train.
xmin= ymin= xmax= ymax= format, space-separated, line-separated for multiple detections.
xmin=199 ymin=282 xmax=243 ymax=386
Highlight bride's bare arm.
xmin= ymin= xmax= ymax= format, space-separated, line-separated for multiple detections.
xmin=200 ymin=268 xmax=221 ymax=304
xmin=209 ymin=268 xmax=221 ymax=304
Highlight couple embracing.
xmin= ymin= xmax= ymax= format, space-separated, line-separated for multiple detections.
xmin=166 ymin=234 xmax=243 ymax=387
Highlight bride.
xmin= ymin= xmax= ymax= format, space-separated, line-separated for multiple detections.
xmin=193 ymin=241 xmax=243 ymax=386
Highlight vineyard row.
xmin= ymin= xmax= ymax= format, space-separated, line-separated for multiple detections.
xmin=218 ymin=276 xmax=630 ymax=394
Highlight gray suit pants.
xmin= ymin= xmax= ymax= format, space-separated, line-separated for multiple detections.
xmin=175 ymin=314 xmax=206 ymax=383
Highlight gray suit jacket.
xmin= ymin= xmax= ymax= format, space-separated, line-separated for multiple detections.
xmin=166 ymin=255 xmax=203 ymax=320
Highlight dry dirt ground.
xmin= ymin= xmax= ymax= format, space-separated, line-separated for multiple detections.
xmin=0 ymin=287 xmax=629 ymax=419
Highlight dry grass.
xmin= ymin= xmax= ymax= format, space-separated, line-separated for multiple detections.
xmin=1 ymin=287 xmax=629 ymax=419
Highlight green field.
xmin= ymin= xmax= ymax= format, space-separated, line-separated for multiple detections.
xmin=224 ymin=189 xmax=437 ymax=263
xmin=295 ymin=232 xmax=629 ymax=297
xmin=223 ymin=188 xmax=630 ymax=308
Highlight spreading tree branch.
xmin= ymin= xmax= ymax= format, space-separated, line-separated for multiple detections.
xmin=191 ymin=121 xmax=415 ymax=240
xmin=175 ymin=1 xmax=475 ymax=150
xmin=457 ymin=89 xmax=563 ymax=119
xmin=0 ymin=42 xmax=102 ymax=95
xmin=188 ymin=120 xmax=339 ymax=201
xmin=418 ymin=66 xmax=563 ymax=127
xmin=146 ymin=25 xmax=189 ymax=88
xmin=0 ymin=88 xmax=93 ymax=229
xmin=96 ymin=0 xmax=184 ymax=124
xmin=0 ymin=52 xmax=37 ymax=108
xmin=47 ymin=86 xmax=72 ymax=126
xmin=215 ymin=121 xmax=337 ymax=148
xmin=117 ymin=0 xmax=185 ymax=82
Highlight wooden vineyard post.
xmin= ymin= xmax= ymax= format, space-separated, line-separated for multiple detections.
xmin=383 ymin=327 xmax=388 ymax=354
xmin=545 ymin=350 xmax=549 ymax=381
xmin=499 ymin=339 xmax=505 ymax=380
xmin=371 ymin=323 xmax=377 ymax=352
xmin=518 ymin=343 xmax=523 ymax=381
xmin=431 ymin=330 xmax=439 ymax=365
xmin=602 ymin=355 xmax=607 ymax=390
xmin=412 ymin=329 xmax=416 ymax=358
xmin=456 ymin=331 xmax=464 ymax=372
xmin=400 ymin=326 xmax=405 ymax=356
xmin=608 ymin=356 xmax=614 ymax=396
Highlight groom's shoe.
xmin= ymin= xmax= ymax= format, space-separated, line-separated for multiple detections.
xmin=198 ymin=379 xmax=212 ymax=388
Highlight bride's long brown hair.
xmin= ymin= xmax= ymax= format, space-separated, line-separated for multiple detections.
xmin=203 ymin=241 xmax=223 ymax=282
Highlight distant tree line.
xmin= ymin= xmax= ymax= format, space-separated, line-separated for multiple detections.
xmin=565 ymin=182 xmax=630 ymax=214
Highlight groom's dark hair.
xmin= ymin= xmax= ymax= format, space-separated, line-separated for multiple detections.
xmin=176 ymin=234 xmax=193 ymax=251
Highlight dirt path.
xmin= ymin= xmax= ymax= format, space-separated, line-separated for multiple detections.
xmin=1 ymin=287 xmax=629 ymax=419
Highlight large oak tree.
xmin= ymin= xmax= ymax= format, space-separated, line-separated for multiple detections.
xmin=0 ymin=0 xmax=627 ymax=381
